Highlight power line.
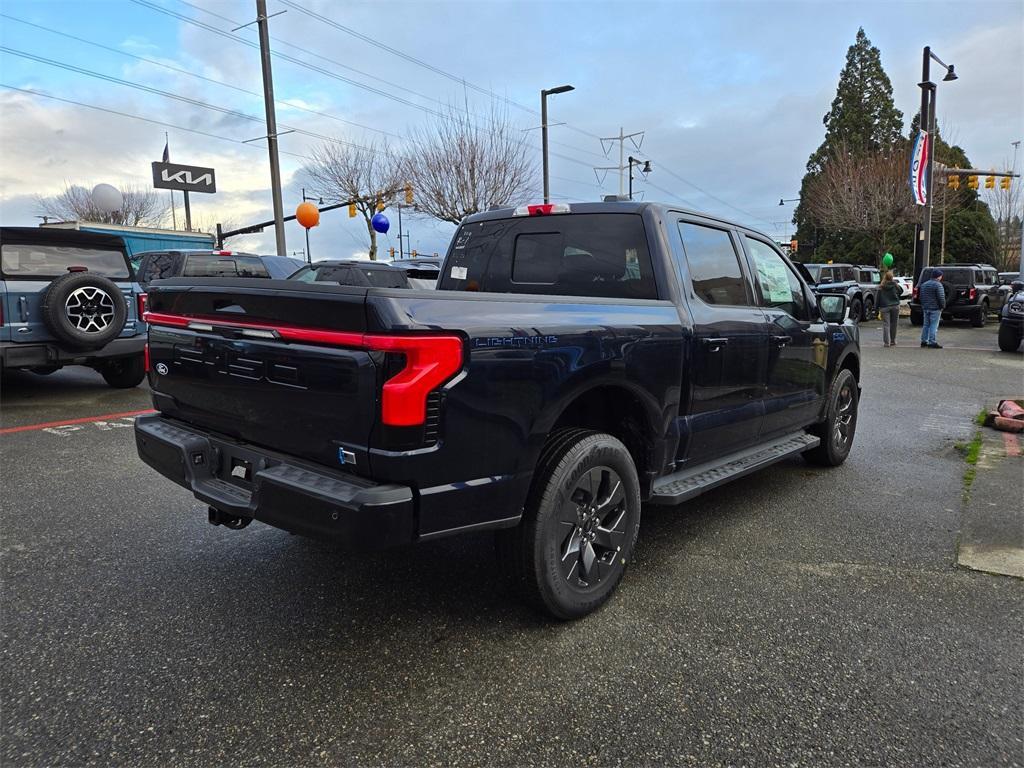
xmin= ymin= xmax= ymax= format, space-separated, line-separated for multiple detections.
xmin=0 ymin=83 xmax=310 ymax=160
xmin=0 ymin=46 xmax=380 ymax=155
xmin=0 ymin=13 xmax=404 ymax=142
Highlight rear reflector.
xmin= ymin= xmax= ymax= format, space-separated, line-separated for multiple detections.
xmin=143 ymin=312 xmax=463 ymax=426
xmin=513 ymin=203 xmax=570 ymax=216
xmin=137 ymin=292 xmax=147 ymax=320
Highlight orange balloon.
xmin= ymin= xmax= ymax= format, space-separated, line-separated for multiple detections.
xmin=295 ymin=201 xmax=320 ymax=229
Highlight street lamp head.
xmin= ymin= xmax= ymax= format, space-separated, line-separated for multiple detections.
xmin=641 ymin=160 xmax=652 ymax=175
xmin=544 ymin=84 xmax=575 ymax=96
xmin=943 ymin=65 xmax=958 ymax=82
xmin=779 ymin=198 xmax=785 ymax=206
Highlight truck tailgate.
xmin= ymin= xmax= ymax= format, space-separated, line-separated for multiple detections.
xmin=144 ymin=279 xmax=379 ymax=472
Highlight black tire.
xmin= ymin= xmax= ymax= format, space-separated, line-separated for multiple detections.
xmin=998 ymin=322 xmax=1022 ymax=352
xmin=970 ymin=302 xmax=988 ymax=327
xmin=910 ymin=309 xmax=923 ymax=326
xmin=496 ymin=428 xmax=641 ymax=620
xmin=41 ymin=272 xmax=127 ymax=350
xmin=862 ymin=296 xmax=874 ymax=322
xmin=804 ymin=368 xmax=858 ymax=467
xmin=848 ymin=298 xmax=862 ymax=324
xmin=99 ymin=354 xmax=146 ymax=388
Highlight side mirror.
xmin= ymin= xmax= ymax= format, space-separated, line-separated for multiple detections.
xmin=818 ymin=294 xmax=848 ymax=323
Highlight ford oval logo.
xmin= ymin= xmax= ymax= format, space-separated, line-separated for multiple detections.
xmin=155 ymin=363 xmax=169 ymax=375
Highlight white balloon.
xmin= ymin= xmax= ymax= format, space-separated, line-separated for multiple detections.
xmin=91 ymin=183 xmax=123 ymax=213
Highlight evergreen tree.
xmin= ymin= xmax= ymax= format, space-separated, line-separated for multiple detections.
xmin=794 ymin=28 xmax=905 ymax=259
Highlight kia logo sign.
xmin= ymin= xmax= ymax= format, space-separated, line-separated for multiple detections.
xmin=151 ymin=161 xmax=217 ymax=193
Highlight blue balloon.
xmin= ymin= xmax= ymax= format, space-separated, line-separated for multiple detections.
xmin=371 ymin=212 xmax=390 ymax=234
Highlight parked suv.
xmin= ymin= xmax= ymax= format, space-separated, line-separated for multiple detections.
xmin=803 ymin=263 xmax=868 ymax=321
xmin=910 ymin=264 xmax=1003 ymax=327
xmin=998 ymin=280 xmax=1024 ymax=352
xmin=855 ymin=265 xmax=882 ymax=318
xmin=288 ymin=260 xmax=410 ymax=288
xmin=135 ymin=250 xmax=304 ymax=287
xmin=0 ymin=227 xmax=147 ymax=387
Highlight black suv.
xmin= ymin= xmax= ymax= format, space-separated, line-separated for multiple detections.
xmin=910 ymin=264 xmax=1004 ymax=327
xmin=998 ymin=278 xmax=1024 ymax=352
xmin=134 ymin=250 xmax=304 ymax=287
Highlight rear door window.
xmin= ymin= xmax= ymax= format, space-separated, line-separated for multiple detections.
xmin=439 ymin=213 xmax=657 ymax=299
xmin=1 ymin=244 xmax=130 ymax=279
xmin=184 ymin=254 xmax=270 ymax=278
xmin=677 ymin=222 xmax=750 ymax=306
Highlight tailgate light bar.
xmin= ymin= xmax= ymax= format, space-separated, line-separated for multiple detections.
xmin=144 ymin=312 xmax=463 ymax=427
xmin=513 ymin=203 xmax=570 ymax=216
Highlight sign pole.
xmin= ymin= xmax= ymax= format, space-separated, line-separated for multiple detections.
xmin=183 ymin=191 xmax=192 ymax=232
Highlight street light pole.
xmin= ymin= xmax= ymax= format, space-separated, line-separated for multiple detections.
xmin=541 ymin=84 xmax=574 ymax=204
xmin=915 ymin=45 xmax=957 ymax=283
xmin=626 ymin=156 xmax=651 ymax=200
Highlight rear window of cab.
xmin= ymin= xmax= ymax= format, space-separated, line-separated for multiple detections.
xmin=438 ymin=213 xmax=658 ymax=299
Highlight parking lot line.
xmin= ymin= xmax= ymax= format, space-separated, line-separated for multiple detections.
xmin=0 ymin=408 xmax=155 ymax=435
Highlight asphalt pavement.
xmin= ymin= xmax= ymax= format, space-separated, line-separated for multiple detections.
xmin=2 ymin=319 xmax=1022 ymax=767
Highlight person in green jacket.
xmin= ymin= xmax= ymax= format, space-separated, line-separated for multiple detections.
xmin=877 ymin=270 xmax=904 ymax=346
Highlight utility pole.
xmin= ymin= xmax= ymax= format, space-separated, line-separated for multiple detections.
xmin=396 ymin=204 xmax=403 ymax=259
xmin=256 ymin=0 xmax=286 ymax=255
xmin=596 ymin=128 xmax=644 ymax=196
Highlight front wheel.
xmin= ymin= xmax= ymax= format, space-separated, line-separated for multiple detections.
xmin=998 ymin=322 xmax=1022 ymax=352
xmin=862 ymin=296 xmax=874 ymax=322
xmin=497 ymin=429 xmax=641 ymax=620
xmin=804 ymin=368 xmax=858 ymax=467
xmin=848 ymin=298 xmax=862 ymax=324
xmin=99 ymin=354 xmax=146 ymax=388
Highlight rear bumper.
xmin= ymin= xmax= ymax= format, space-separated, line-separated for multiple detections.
xmin=0 ymin=335 xmax=145 ymax=368
xmin=134 ymin=414 xmax=414 ymax=548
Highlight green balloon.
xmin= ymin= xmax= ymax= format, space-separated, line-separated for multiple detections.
xmin=882 ymin=253 xmax=894 ymax=268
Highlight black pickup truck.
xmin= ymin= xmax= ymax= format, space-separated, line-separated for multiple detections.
xmin=135 ymin=202 xmax=861 ymax=619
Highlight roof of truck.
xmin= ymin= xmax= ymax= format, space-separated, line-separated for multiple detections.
xmin=0 ymin=226 xmax=127 ymax=250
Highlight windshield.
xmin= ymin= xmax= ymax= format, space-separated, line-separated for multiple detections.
xmin=804 ymin=265 xmax=822 ymax=281
xmin=1 ymin=244 xmax=130 ymax=279
xmin=291 ymin=264 xmax=409 ymax=288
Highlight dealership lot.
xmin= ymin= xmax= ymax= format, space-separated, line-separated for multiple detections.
xmin=2 ymin=321 xmax=1021 ymax=767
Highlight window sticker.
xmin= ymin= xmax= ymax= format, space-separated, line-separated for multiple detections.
xmin=755 ymin=257 xmax=792 ymax=304
xmin=450 ymin=266 xmax=468 ymax=280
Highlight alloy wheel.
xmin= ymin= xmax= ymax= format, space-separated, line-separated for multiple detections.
xmin=65 ymin=286 xmax=115 ymax=333
xmin=556 ymin=466 xmax=629 ymax=589
xmin=832 ymin=382 xmax=855 ymax=451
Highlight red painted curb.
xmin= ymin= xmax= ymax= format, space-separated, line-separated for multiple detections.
xmin=0 ymin=408 xmax=156 ymax=435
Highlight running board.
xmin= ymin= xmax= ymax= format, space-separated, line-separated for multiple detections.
xmin=649 ymin=432 xmax=820 ymax=505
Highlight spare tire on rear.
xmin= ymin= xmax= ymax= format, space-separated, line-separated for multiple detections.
xmin=41 ymin=271 xmax=127 ymax=350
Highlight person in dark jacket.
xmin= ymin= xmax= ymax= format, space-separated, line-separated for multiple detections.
xmin=918 ymin=269 xmax=945 ymax=348
xmin=877 ymin=270 xmax=903 ymax=346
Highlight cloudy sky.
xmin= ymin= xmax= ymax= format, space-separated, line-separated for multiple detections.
xmin=1 ymin=0 xmax=1021 ymax=259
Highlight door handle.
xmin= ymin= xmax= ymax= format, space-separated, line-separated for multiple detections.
xmin=702 ymin=337 xmax=729 ymax=352
xmin=773 ymin=335 xmax=792 ymax=347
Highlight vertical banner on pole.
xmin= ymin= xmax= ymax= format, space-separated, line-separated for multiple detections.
xmin=909 ymin=130 xmax=930 ymax=206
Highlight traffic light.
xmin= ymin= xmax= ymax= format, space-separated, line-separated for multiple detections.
xmin=790 ymin=239 xmax=798 ymax=253
xmin=389 ymin=247 xmax=395 ymax=258
xmin=404 ymin=185 xmax=414 ymax=205
xmin=1001 ymin=176 xmax=1012 ymax=190
xmin=348 ymin=202 xmax=357 ymax=218
xmin=410 ymin=249 xmax=417 ymax=257
xmin=985 ymin=174 xmax=995 ymax=189
xmin=967 ymin=175 xmax=979 ymax=190
xmin=377 ymin=198 xmax=386 ymax=212
xmin=947 ymin=175 xmax=960 ymax=190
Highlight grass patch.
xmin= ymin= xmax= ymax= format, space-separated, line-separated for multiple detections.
xmin=960 ymin=429 xmax=983 ymax=501
xmin=975 ymin=408 xmax=989 ymax=426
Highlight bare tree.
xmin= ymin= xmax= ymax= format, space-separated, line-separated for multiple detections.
xmin=984 ymin=161 xmax=1024 ymax=272
xmin=402 ymin=104 xmax=535 ymax=224
xmin=803 ymin=143 xmax=917 ymax=260
xmin=36 ymin=182 xmax=168 ymax=227
xmin=303 ymin=141 xmax=403 ymax=260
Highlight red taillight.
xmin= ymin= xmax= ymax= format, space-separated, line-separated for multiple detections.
xmin=969 ymin=287 xmax=976 ymax=300
xmin=144 ymin=342 xmax=150 ymax=373
xmin=214 ymin=251 xmax=233 ymax=257
xmin=143 ymin=312 xmax=464 ymax=426
xmin=912 ymin=287 xmax=919 ymax=299
xmin=137 ymin=292 xmax=147 ymax=319
xmin=67 ymin=265 xmax=88 ymax=273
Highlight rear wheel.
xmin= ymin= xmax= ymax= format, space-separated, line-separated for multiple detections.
xmin=804 ymin=368 xmax=858 ymax=467
xmin=998 ymin=322 xmax=1022 ymax=352
xmin=99 ymin=354 xmax=146 ymax=388
xmin=971 ymin=302 xmax=988 ymax=327
xmin=497 ymin=428 xmax=641 ymax=620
